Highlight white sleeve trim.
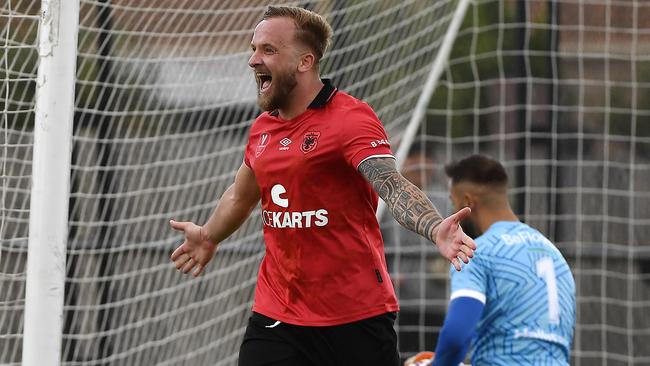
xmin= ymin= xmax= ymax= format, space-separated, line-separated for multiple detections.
xmin=450 ymin=289 xmax=486 ymax=304
xmin=356 ymin=154 xmax=395 ymax=169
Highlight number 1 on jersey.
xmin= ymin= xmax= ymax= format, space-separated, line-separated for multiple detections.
xmin=536 ymin=257 xmax=560 ymax=325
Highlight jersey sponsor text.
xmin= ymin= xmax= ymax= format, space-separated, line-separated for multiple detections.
xmin=262 ymin=209 xmax=328 ymax=228
xmin=500 ymin=230 xmax=554 ymax=247
xmin=265 ymin=184 xmax=329 ymax=228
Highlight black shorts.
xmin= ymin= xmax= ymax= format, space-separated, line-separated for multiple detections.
xmin=238 ymin=312 xmax=400 ymax=366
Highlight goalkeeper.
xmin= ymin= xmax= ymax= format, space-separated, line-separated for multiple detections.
xmin=408 ymin=155 xmax=576 ymax=366
xmin=169 ymin=5 xmax=476 ymax=366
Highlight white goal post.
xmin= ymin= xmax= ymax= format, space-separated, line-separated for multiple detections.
xmin=376 ymin=0 xmax=470 ymax=220
xmin=22 ymin=1 xmax=79 ymax=366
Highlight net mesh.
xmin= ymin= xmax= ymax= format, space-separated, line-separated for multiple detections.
xmin=0 ymin=1 xmax=39 ymax=364
xmin=4 ymin=1 xmax=648 ymax=365
xmin=387 ymin=1 xmax=650 ymax=364
xmin=2 ymin=0 xmax=461 ymax=365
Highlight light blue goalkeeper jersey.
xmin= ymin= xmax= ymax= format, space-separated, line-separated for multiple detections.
xmin=450 ymin=221 xmax=576 ymax=365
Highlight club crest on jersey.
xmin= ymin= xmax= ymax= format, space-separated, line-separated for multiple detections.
xmin=300 ymin=131 xmax=321 ymax=153
xmin=256 ymin=132 xmax=271 ymax=157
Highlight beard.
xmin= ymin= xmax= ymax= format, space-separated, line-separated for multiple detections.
xmin=256 ymin=67 xmax=298 ymax=112
xmin=460 ymin=216 xmax=481 ymax=239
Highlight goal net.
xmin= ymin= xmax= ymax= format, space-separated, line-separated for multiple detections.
xmin=0 ymin=1 xmax=39 ymax=362
xmin=1 ymin=0 xmax=465 ymax=365
xmin=386 ymin=0 xmax=650 ymax=365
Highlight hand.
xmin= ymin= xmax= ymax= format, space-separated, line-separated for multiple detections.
xmin=433 ymin=207 xmax=476 ymax=271
xmin=404 ymin=351 xmax=435 ymax=366
xmin=169 ymin=220 xmax=218 ymax=277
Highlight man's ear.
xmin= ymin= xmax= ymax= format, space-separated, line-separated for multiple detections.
xmin=298 ymin=52 xmax=316 ymax=72
xmin=463 ymin=191 xmax=476 ymax=210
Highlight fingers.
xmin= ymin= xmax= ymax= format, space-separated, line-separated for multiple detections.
xmin=170 ymin=219 xmax=208 ymax=277
xmin=170 ymin=243 xmax=186 ymax=261
xmin=459 ymin=237 xmax=476 ymax=257
xmin=174 ymin=252 xmax=204 ymax=276
xmin=453 ymin=234 xmax=476 ymax=268
xmin=192 ymin=263 xmax=204 ymax=277
xmin=451 ymin=206 xmax=471 ymax=223
xmin=181 ymin=256 xmax=195 ymax=273
xmin=169 ymin=219 xmax=188 ymax=232
xmin=451 ymin=257 xmax=462 ymax=272
xmin=173 ymin=252 xmax=190 ymax=269
xmin=463 ymin=233 xmax=477 ymax=250
xmin=458 ymin=245 xmax=473 ymax=262
xmin=457 ymin=251 xmax=470 ymax=264
xmin=174 ymin=253 xmax=195 ymax=272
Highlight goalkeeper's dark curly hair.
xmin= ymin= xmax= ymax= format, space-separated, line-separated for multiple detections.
xmin=444 ymin=154 xmax=508 ymax=187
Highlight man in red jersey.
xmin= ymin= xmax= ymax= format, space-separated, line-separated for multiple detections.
xmin=169 ymin=6 xmax=476 ymax=366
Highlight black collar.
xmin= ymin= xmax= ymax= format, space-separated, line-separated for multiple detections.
xmin=269 ymin=79 xmax=337 ymax=117
xmin=308 ymin=79 xmax=337 ymax=109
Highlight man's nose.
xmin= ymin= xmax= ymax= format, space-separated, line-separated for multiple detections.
xmin=248 ymin=51 xmax=261 ymax=68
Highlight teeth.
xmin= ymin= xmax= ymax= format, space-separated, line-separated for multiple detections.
xmin=255 ymin=72 xmax=271 ymax=92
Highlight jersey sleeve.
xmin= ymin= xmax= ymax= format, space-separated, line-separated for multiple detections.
xmin=339 ymin=103 xmax=394 ymax=169
xmin=243 ymin=120 xmax=259 ymax=169
xmin=449 ymin=251 xmax=489 ymax=304
xmin=432 ymin=296 xmax=485 ymax=366
xmin=244 ymin=142 xmax=253 ymax=168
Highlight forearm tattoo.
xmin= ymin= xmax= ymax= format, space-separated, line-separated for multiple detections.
xmin=358 ymin=157 xmax=443 ymax=241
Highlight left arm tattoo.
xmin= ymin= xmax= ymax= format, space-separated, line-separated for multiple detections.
xmin=358 ymin=157 xmax=443 ymax=242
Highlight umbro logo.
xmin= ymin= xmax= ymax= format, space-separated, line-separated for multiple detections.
xmin=279 ymin=137 xmax=291 ymax=151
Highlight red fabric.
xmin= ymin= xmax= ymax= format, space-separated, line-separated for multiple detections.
xmin=244 ymin=91 xmax=399 ymax=326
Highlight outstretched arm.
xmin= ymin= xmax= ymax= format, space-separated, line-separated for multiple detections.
xmin=432 ymin=296 xmax=484 ymax=366
xmin=170 ymin=162 xmax=260 ymax=276
xmin=404 ymin=297 xmax=484 ymax=366
xmin=358 ymin=157 xmax=476 ymax=270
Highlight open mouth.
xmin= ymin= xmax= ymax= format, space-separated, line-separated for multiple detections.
xmin=257 ymin=73 xmax=272 ymax=93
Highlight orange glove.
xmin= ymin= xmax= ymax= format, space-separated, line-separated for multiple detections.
xmin=404 ymin=351 xmax=435 ymax=366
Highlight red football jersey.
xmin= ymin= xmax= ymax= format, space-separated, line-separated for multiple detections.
xmin=243 ymin=80 xmax=399 ymax=326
